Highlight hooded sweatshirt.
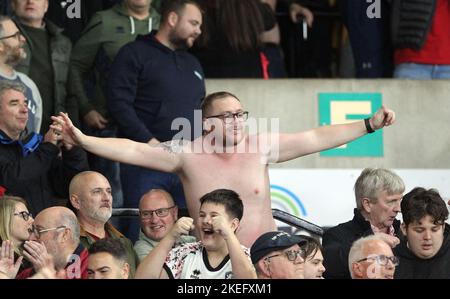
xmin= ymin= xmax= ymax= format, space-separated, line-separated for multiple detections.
xmin=394 ymin=224 xmax=450 ymax=279
xmin=69 ymin=2 xmax=161 ymax=120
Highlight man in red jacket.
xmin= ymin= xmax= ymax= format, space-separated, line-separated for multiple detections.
xmin=18 ymin=207 xmax=89 ymax=279
xmin=393 ymin=0 xmax=450 ymax=79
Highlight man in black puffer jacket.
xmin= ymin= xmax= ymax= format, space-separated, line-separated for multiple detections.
xmin=392 ymin=0 xmax=450 ymax=79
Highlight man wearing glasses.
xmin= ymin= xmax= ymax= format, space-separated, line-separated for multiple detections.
xmin=68 ymin=171 xmax=138 ymax=278
xmin=53 ymin=91 xmax=396 ymax=248
xmin=0 ymin=15 xmax=42 ymax=134
xmin=17 ymin=206 xmax=89 ymax=279
xmin=134 ymin=189 xmax=195 ymax=262
xmin=135 ymin=189 xmax=256 ymax=279
xmin=250 ymin=231 xmax=307 ymax=279
xmin=348 ymin=235 xmax=398 ymax=279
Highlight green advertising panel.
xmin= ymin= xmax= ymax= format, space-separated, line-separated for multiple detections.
xmin=319 ymin=93 xmax=383 ymax=157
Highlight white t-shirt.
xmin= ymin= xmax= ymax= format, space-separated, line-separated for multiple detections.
xmin=163 ymin=242 xmax=250 ymax=279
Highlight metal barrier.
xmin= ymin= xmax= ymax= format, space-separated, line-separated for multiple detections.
xmin=112 ymin=208 xmax=323 ymax=237
xmin=272 ymin=209 xmax=323 ymax=236
xmin=112 ymin=208 xmax=139 ymax=217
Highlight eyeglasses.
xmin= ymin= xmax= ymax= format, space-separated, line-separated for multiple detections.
xmin=357 ymin=255 xmax=399 ymax=266
xmin=205 ymin=111 xmax=249 ymax=124
xmin=0 ymin=31 xmax=22 ymax=41
xmin=28 ymin=225 xmax=67 ymax=239
xmin=140 ymin=206 xmax=175 ymax=219
xmin=14 ymin=211 xmax=32 ymax=221
xmin=265 ymin=249 xmax=306 ymax=262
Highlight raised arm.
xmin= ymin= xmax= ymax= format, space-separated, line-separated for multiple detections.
xmin=0 ymin=127 xmax=66 ymax=182
xmin=274 ymin=105 xmax=395 ymax=163
xmin=51 ymin=113 xmax=183 ymax=173
xmin=212 ymin=216 xmax=257 ymax=279
xmin=0 ymin=240 xmax=23 ymax=279
xmin=135 ymin=217 xmax=194 ymax=279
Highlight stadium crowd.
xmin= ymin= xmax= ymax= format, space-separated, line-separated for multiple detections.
xmin=0 ymin=0 xmax=449 ymax=279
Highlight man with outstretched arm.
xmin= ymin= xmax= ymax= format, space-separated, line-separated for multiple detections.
xmin=52 ymin=91 xmax=396 ymax=247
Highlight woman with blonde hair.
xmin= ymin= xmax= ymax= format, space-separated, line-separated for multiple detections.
xmin=0 ymin=196 xmax=34 ymax=254
xmin=0 ymin=196 xmax=34 ymax=275
xmin=0 ymin=196 xmax=61 ymax=278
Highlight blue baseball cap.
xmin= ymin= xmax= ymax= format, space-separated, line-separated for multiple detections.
xmin=250 ymin=231 xmax=307 ymax=264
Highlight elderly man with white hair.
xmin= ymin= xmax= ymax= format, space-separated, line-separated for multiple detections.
xmin=17 ymin=206 xmax=89 ymax=279
xmin=348 ymin=235 xmax=398 ymax=279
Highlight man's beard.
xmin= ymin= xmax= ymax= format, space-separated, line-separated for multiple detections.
xmin=168 ymin=30 xmax=195 ymax=50
xmin=4 ymin=44 xmax=25 ymax=66
xmin=92 ymin=211 xmax=112 ymax=223
xmin=90 ymin=209 xmax=112 ymax=224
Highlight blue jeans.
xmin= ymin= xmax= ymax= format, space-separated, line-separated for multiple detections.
xmin=119 ymin=164 xmax=186 ymax=242
xmin=394 ymin=63 xmax=450 ymax=79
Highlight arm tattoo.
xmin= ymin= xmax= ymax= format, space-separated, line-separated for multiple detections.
xmin=155 ymin=140 xmax=185 ymax=154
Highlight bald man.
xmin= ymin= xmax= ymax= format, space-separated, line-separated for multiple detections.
xmin=17 ymin=207 xmax=89 ymax=279
xmin=69 ymin=171 xmax=138 ymax=278
xmin=134 ymin=189 xmax=195 ymax=261
xmin=349 ymin=235 xmax=398 ymax=279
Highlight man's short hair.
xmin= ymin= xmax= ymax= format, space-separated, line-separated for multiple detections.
xmin=401 ymin=187 xmax=448 ymax=226
xmin=200 ymin=91 xmax=240 ymax=116
xmin=0 ymin=15 xmax=12 ymax=37
xmin=160 ymin=0 xmax=202 ymax=24
xmin=348 ymin=235 xmax=388 ymax=278
xmin=199 ymin=189 xmax=243 ymax=221
xmin=139 ymin=189 xmax=175 ymax=209
xmin=0 ymin=80 xmax=26 ymax=104
xmin=60 ymin=210 xmax=80 ymax=244
xmin=250 ymin=231 xmax=307 ymax=264
xmin=298 ymin=235 xmax=323 ymax=261
xmin=354 ymin=168 xmax=405 ymax=210
xmin=89 ymin=239 xmax=128 ymax=263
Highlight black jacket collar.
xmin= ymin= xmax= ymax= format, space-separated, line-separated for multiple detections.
xmin=352 ymin=208 xmax=402 ymax=236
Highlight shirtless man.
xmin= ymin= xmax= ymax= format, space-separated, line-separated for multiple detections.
xmin=52 ymin=91 xmax=396 ymax=247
